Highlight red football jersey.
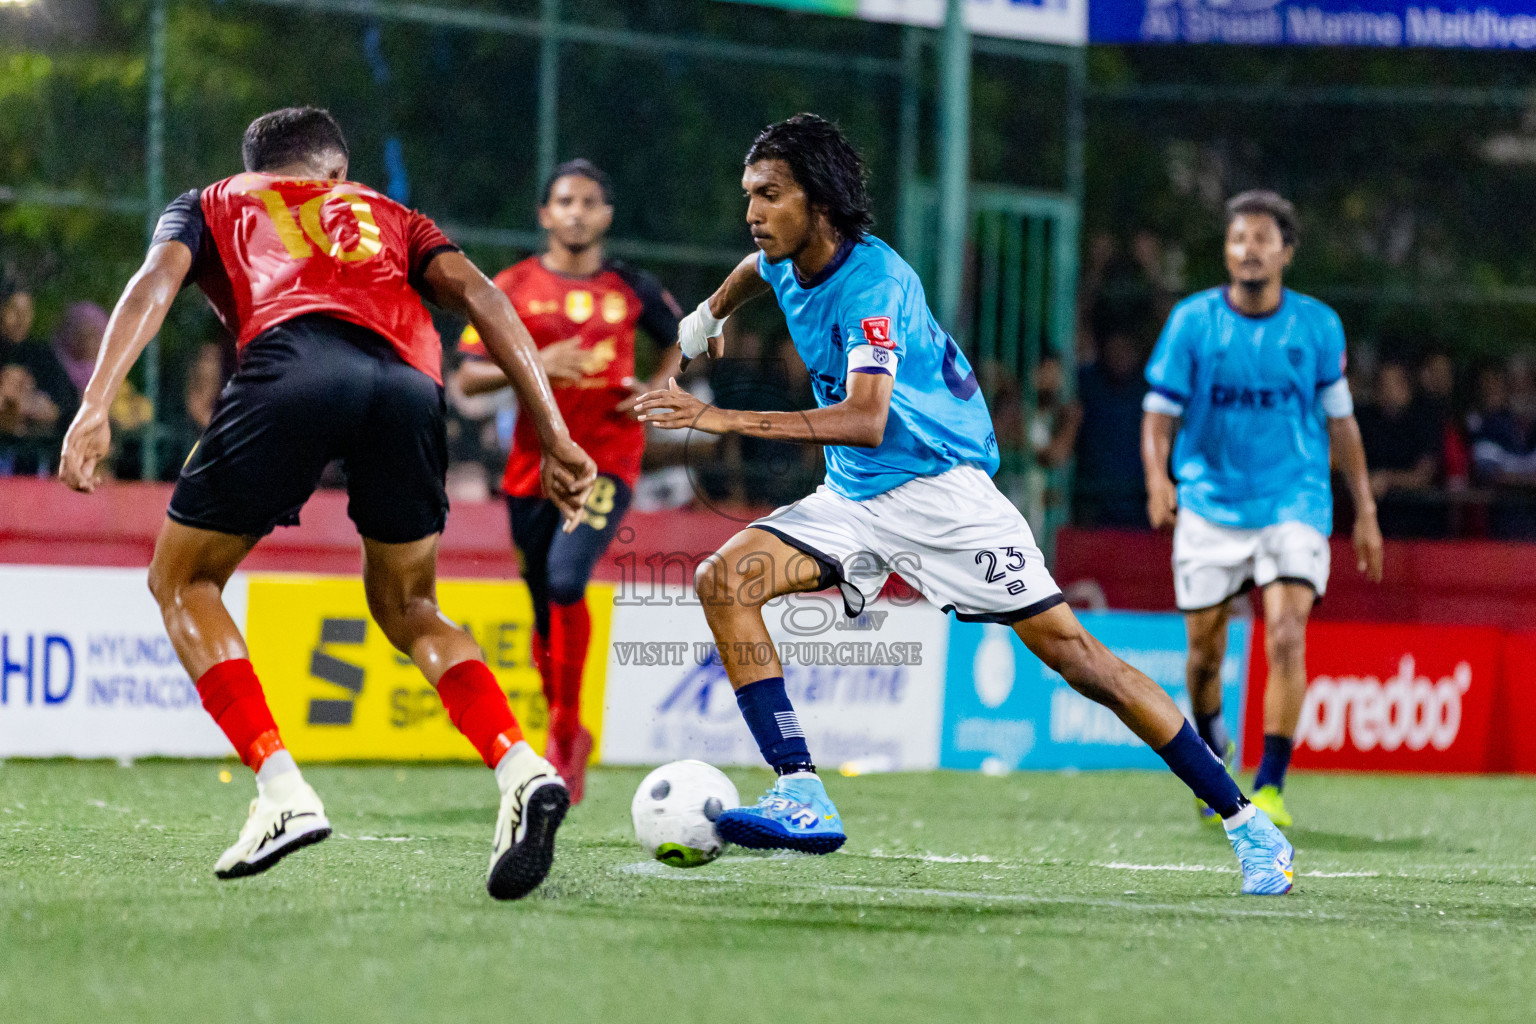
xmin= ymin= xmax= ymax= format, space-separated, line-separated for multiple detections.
xmin=157 ymin=173 xmax=456 ymax=383
xmin=460 ymin=257 xmax=681 ymax=497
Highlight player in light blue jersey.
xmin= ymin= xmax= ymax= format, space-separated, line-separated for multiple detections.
xmin=635 ymin=116 xmax=1294 ymax=894
xmin=1142 ymin=190 xmax=1383 ymax=828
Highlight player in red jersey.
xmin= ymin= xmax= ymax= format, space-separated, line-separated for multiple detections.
xmin=453 ymin=159 xmax=682 ymax=803
xmin=58 ymin=108 xmax=596 ymax=900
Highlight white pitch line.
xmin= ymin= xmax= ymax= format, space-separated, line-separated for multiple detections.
xmin=863 ymin=850 xmax=1001 ymax=864
xmin=616 ymin=862 xmax=1343 ymax=920
xmin=1095 ymin=862 xmax=1379 ymax=879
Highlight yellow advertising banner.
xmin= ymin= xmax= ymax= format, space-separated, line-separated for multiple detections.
xmin=244 ymin=574 xmax=611 ymax=761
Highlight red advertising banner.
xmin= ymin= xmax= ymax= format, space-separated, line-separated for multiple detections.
xmin=1244 ymin=622 xmax=1504 ymax=773
xmin=1496 ymin=632 xmax=1536 ymax=774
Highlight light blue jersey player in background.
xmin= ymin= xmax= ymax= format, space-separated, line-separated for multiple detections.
xmin=1141 ymin=190 xmax=1384 ymax=829
xmin=636 ymin=115 xmax=1295 ymax=895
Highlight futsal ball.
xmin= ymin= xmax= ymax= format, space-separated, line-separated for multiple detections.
xmin=631 ymin=760 xmax=740 ymax=868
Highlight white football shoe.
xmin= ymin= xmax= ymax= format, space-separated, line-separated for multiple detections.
xmin=486 ymin=747 xmax=570 ymax=901
xmin=214 ymin=775 xmax=332 ymax=880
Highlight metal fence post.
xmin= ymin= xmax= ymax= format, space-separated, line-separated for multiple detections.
xmin=537 ymin=0 xmax=560 ymax=192
xmin=934 ymin=0 xmax=969 ymax=334
xmin=142 ymin=0 xmax=167 ymax=482
xmin=896 ymin=25 xmax=921 ymax=258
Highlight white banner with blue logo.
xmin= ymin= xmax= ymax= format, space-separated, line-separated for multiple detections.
xmin=1091 ymin=0 xmax=1536 ymax=49
xmin=940 ymin=610 xmax=1248 ymax=772
xmin=0 ymin=566 xmax=236 ymax=758
xmin=601 ymin=587 xmax=950 ymax=770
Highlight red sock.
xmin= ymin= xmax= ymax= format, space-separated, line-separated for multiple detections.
xmin=437 ymin=660 xmax=524 ymax=768
xmin=548 ymin=599 xmax=590 ymax=744
xmin=530 ymin=630 xmax=554 ymax=708
xmin=196 ymin=658 xmax=285 ymax=772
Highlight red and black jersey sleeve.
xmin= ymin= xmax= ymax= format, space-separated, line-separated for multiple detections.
xmin=611 ymin=262 xmax=683 ymax=348
xmin=151 ymin=189 xmax=218 ymax=288
xmin=404 ymin=211 xmax=460 ymax=301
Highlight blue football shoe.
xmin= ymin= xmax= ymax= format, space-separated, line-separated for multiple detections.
xmin=1225 ymin=807 xmax=1294 ymax=895
xmin=713 ymin=773 xmax=847 ymax=854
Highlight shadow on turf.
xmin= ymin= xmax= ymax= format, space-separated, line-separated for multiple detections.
xmin=1287 ymin=828 xmax=1429 ymax=852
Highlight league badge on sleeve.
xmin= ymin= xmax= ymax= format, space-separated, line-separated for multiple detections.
xmin=860 ymin=316 xmax=895 ymax=349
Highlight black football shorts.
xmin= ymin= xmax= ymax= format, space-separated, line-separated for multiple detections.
xmin=168 ymin=313 xmax=449 ymax=544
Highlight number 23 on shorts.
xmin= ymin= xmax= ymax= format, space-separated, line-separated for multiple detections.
xmin=976 ymin=547 xmax=1029 ymax=596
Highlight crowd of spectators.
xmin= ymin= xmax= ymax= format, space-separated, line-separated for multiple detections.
xmin=1 ymin=260 xmax=822 ymax=517
xmin=15 ymin=240 xmax=1536 ymax=545
xmin=1058 ymin=231 xmax=1536 ymax=541
xmin=1 ymin=273 xmax=219 ymax=483
xmin=442 ymin=323 xmax=822 ymax=514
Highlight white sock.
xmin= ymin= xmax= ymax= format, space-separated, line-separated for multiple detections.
xmin=255 ymin=750 xmax=300 ymax=798
xmin=494 ymin=740 xmax=536 ymax=792
xmin=1222 ymin=803 xmax=1256 ymax=831
xmin=779 ymin=770 xmax=818 ymax=783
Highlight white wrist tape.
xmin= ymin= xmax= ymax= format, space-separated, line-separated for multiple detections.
xmin=679 ymin=299 xmax=727 ymax=360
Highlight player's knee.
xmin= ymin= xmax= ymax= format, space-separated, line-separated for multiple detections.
xmin=694 ymin=555 xmax=730 ymax=608
xmin=146 ymin=560 xmax=193 ymax=612
xmin=366 ymin=589 xmax=422 ymax=650
xmin=146 ymin=563 xmax=172 ymax=609
xmin=1186 ymin=643 xmax=1224 ymax=687
xmin=1039 ymin=630 xmax=1110 ymax=699
xmin=1266 ymin=615 xmax=1307 ymax=665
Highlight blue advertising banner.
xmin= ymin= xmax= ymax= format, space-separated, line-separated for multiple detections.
xmin=1090 ymin=0 xmax=1536 ymax=49
xmin=940 ymin=610 xmax=1248 ymax=772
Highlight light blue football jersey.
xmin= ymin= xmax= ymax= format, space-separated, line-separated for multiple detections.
xmin=1145 ymin=287 xmax=1347 ymax=536
xmin=757 ymin=236 xmax=998 ymax=501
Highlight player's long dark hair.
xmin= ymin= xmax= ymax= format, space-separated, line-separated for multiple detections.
xmin=242 ymin=107 xmax=349 ymax=173
xmin=746 ymin=114 xmax=874 ymax=242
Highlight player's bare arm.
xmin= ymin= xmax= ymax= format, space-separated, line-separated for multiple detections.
xmin=1328 ymin=413 xmax=1384 ymax=582
xmin=677 ymin=253 xmax=771 ymax=369
xmin=424 ymin=251 xmax=597 ymax=523
xmin=635 ymin=366 xmax=892 ymax=448
xmin=1141 ymin=409 xmax=1180 ymax=530
xmin=59 ymin=239 xmax=192 ymax=493
xmin=457 ymin=335 xmax=600 ymax=396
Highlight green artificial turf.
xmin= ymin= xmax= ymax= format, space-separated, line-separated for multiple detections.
xmin=1 ymin=762 xmax=1533 ymax=1023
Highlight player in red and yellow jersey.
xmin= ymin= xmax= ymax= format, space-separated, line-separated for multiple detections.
xmin=454 ymin=160 xmax=683 ymax=803
xmin=57 ymin=108 xmax=595 ymax=899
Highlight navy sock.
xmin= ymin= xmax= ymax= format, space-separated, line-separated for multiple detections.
xmin=1156 ymin=721 xmax=1246 ymax=819
xmin=734 ymin=677 xmax=815 ymax=775
xmin=1194 ymin=708 xmax=1231 ymax=761
xmin=1252 ymin=734 xmax=1294 ymax=792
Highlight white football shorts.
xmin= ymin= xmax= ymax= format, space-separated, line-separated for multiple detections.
xmin=751 ymin=464 xmax=1064 ymax=623
xmin=1172 ymin=508 xmax=1330 ymax=612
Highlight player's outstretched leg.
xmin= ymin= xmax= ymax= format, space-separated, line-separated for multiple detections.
xmin=148 ymin=520 xmax=331 ymax=880
xmin=1013 ymin=603 xmax=1293 ymax=895
xmin=362 ymin=536 xmax=567 ymax=900
xmin=696 ymin=530 xmax=846 ymax=855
